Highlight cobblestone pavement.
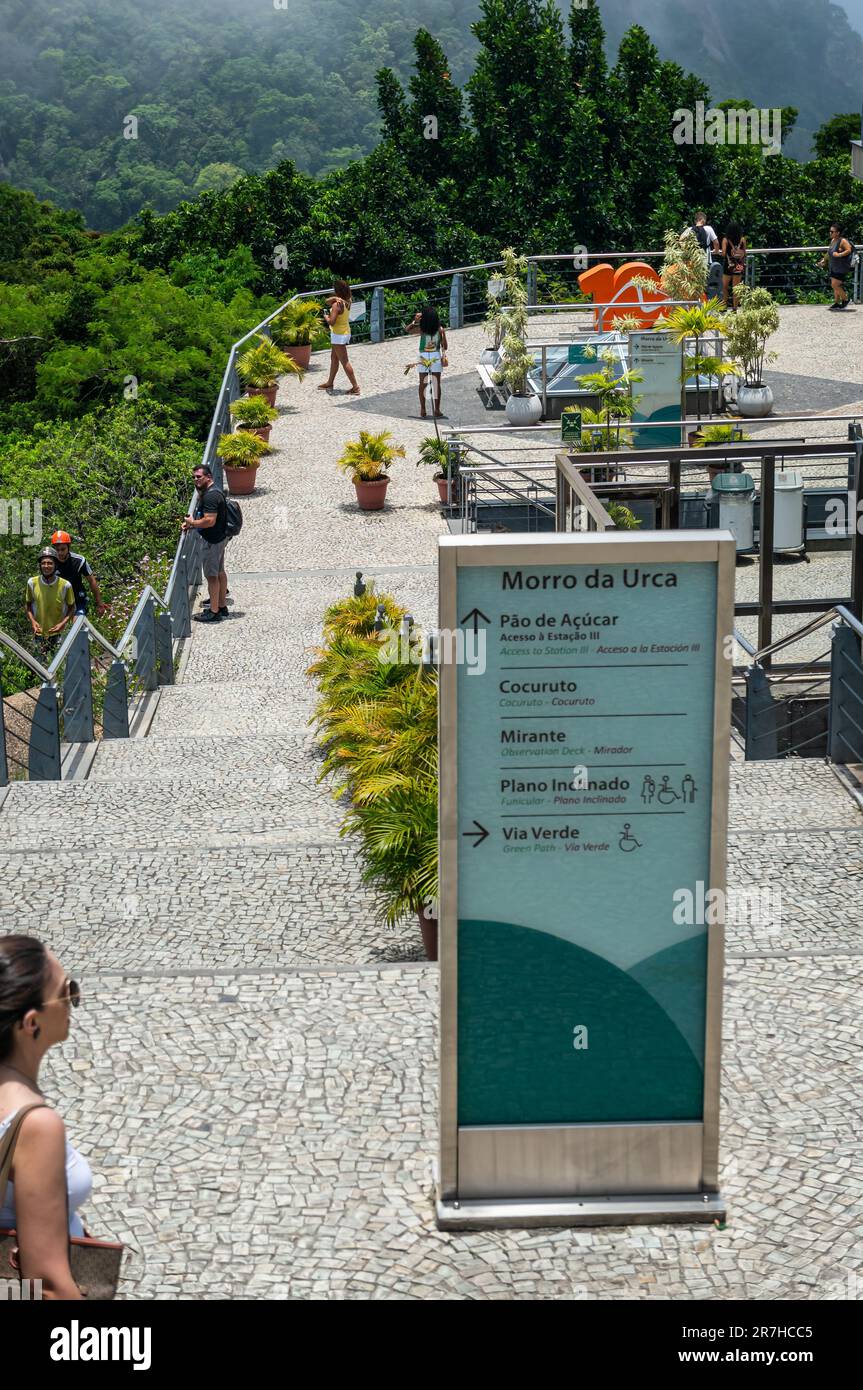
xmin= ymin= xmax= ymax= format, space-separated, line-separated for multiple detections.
xmin=2 ymin=314 xmax=862 ymax=1301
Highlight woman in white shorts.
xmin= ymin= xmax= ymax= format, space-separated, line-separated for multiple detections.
xmin=407 ymin=306 xmax=448 ymax=417
xmin=318 ymin=277 xmax=360 ymax=394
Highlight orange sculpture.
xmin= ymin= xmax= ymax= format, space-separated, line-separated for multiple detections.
xmin=578 ymin=261 xmax=667 ymax=329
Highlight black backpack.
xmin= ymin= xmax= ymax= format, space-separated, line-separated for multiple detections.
xmin=691 ymin=223 xmax=709 ymax=250
xmin=225 ymin=497 xmax=243 ymax=538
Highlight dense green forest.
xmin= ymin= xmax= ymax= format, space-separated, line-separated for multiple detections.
xmin=0 ymin=0 xmax=481 ymax=228
xmin=3 ymin=0 xmax=863 ymax=682
xmin=2 ymin=0 xmax=863 ymax=228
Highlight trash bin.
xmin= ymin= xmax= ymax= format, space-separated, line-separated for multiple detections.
xmin=709 ymin=471 xmax=756 ymax=552
xmin=773 ymin=469 xmax=805 ymax=551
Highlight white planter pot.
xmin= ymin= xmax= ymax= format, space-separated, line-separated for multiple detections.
xmin=736 ymin=383 xmax=773 ymax=418
xmin=505 ymin=393 xmax=542 ymax=426
xmin=479 ymin=348 xmax=499 ymax=365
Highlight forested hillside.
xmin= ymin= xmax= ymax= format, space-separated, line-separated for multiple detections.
xmin=0 ymin=0 xmax=480 ymax=228
xmin=2 ymin=0 xmax=863 ymax=227
xmin=598 ymin=0 xmax=863 ymax=159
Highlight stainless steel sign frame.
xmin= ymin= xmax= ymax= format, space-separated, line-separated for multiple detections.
xmin=437 ymin=531 xmax=735 ymax=1229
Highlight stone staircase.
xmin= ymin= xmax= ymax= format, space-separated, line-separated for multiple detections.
xmin=0 ymin=328 xmax=861 ymax=1299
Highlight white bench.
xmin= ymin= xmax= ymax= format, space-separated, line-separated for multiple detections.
xmin=476 ymin=362 xmax=507 ymax=409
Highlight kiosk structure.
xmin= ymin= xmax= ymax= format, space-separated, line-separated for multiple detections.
xmin=437 ymin=531 xmax=735 ymax=1228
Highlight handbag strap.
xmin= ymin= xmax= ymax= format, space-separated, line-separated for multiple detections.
xmin=0 ymin=1103 xmax=49 ymax=1214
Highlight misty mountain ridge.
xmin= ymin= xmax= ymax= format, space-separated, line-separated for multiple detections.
xmin=596 ymin=0 xmax=863 ymax=157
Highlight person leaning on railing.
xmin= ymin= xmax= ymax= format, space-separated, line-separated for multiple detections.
xmin=25 ymin=547 xmax=76 ymax=656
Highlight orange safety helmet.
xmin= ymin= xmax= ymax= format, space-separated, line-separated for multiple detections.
xmin=51 ymin=530 xmax=72 ymax=545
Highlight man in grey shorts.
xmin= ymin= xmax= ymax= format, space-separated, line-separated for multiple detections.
xmin=182 ymin=463 xmax=230 ymax=623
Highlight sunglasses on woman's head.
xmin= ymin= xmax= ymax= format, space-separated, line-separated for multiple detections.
xmin=42 ymin=978 xmax=81 ymax=1009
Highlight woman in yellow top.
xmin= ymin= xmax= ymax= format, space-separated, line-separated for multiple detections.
xmin=318 ymin=278 xmax=360 ymax=395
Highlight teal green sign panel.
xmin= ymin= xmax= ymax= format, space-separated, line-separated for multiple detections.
xmin=455 ymin=561 xmax=717 ymax=1126
xmin=629 ymin=329 xmax=681 ymax=449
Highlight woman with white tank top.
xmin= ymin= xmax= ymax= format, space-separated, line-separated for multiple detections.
xmin=0 ymin=935 xmax=89 ymax=1298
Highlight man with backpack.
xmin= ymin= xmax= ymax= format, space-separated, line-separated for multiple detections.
xmin=688 ymin=211 xmax=719 ymax=260
xmin=182 ymin=464 xmax=241 ymax=623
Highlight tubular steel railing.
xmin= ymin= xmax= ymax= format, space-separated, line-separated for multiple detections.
xmin=733 ymin=607 xmax=863 ymax=762
xmin=0 ymin=539 xmax=200 ymax=784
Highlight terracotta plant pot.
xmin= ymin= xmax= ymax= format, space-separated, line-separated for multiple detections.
xmin=354 ymin=476 xmax=389 ymax=510
xmin=283 ymin=343 xmax=311 ymax=370
xmin=246 ymin=385 xmax=277 ymax=408
xmin=223 ymin=463 xmax=259 ymax=496
xmin=436 ymin=474 xmax=458 ymax=505
xmin=417 ymin=910 xmax=438 ymax=962
xmin=249 ymin=426 xmax=271 ymax=444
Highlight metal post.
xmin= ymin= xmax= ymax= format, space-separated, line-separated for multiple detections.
xmin=61 ymin=625 xmax=95 ymax=743
xmin=758 ymin=455 xmax=775 ymax=663
xmin=526 ymin=262 xmax=538 ymax=306
xmin=541 ymin=346 xmax=548 ymax=419
xmin=744 ymin=663 xmax=778 ymax=760
xmin=170 ymin=552 xmax=192 ymax=640
xmin=669 ymin=457 xmax=681 ymax=529
xmin=103 ymin=660 xmax=130 ymax=739
xmin=449 ymin=273 xmax=464 ymax=330
xmin=828 ymin=623 xmax=863 ymax=763
xmin=187 ymin=533 xmax=203 ymax=588
xmin=135 ymin=597 xmax=158 ymax=691
xmin=29 ymin=683 xmax=61 ymax=781
xmin=371 ymin=287 xmax=385 ymax=343
xmin=156 ymin=611 xmax=174 ymax=686
xmin=0 ymin=679 xmax=8 ymax=787
xmin=851 ymin=435 xmax=863 ymax=620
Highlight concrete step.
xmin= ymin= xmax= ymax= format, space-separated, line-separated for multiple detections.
xmin=148 ymin=681 xmax=317 ymax=738
xmin=89 ymin=733 xmax=321 ymax=783
xmin=0 ymin=768 xmax=346 ymax=852
xmin=0 ymin=843 xmax=423 ymax=970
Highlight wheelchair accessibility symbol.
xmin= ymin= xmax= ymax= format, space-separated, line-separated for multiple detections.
xmin=619 ymin=823 xmax=643 ymax=852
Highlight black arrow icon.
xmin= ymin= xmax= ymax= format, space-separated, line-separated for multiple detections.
xmin=462 ymin=820 xmax=489 ymax=848
xmin=460 ymin=607 xmax=491 ymax=635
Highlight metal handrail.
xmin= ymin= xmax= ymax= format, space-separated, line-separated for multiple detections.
xmin=739 ymin=606 xmax=863 ymax=668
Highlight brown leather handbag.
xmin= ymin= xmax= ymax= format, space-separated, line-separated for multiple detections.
xmin=0 ymin=1101 xmax=123 ymax=1300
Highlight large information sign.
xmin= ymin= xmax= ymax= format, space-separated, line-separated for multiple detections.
xmin=629 ymin=329 xmax=682 ymax=449
xmin=438 ymin=531 xmax=734 ymax=1227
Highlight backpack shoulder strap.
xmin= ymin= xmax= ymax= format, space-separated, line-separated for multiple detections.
xmin=0 ymin=1103 xmax=49 ymax=1213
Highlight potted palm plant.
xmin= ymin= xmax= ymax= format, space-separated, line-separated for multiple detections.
xmin=490 ymin=248 xmax=541 ymax=425
xmin=417 ymin=435 xmax=459 ymax=504
xmin=337 ymin=430 xmax=406 ymax=510
xmin=229 ymin=394 xmax=278 ymax=443
xmin=216 ymin=429 xmax=269 ymax=495
xmin=270 ymin=300 xmax=323 ymax=369
xmin=723 ymin=286 xmax=780 ymax=417
xmin=691 ymin=423 xmax=751 ymax=482
xmin=237 ymin=335 xmax=302 ymax=407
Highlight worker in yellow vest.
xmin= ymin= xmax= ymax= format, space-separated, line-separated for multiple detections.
xmin=25 ymin=547 xmax=76 ymax=653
